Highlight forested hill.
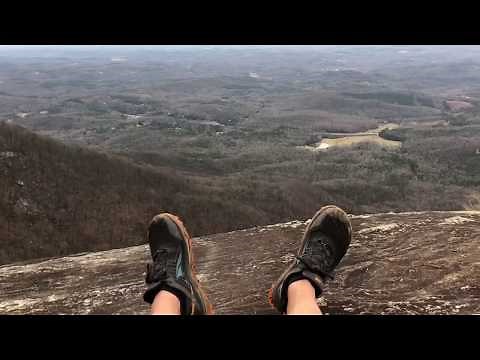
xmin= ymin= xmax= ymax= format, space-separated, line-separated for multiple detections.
xmin=0 ymin=122 xmax=270 ymax=264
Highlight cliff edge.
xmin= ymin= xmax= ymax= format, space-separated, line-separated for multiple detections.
xmin=0 ymin=211 xmax=479 ymax=314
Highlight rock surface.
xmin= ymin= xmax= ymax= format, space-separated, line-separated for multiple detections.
xmin=0 ymin=211 xmax=479 ymax=315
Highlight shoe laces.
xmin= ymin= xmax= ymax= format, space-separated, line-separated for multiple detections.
xmin=296 ymin=240 xmax=335 ymax=280
xmin=146 ymin=249 xmax=172 ymax=283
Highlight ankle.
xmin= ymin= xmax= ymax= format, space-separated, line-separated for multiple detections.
xmin=288 ymin=279 xmax=316 ymax=296
xmin=151 ymin=290 xmax=181 ymax=315
xmin=286 ymin=280 xmax=321 ymax=315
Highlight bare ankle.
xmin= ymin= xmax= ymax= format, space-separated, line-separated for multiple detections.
xmin=286 ymin=279 xmax=322 ymax=315
xmin=288 ymin=278 xmax=315 ymax=295
xmin=151 ymin=290 xmax=181 ymax=315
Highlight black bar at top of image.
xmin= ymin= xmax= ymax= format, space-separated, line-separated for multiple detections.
xmin=2 ymin=1 xmax=480 ymax=44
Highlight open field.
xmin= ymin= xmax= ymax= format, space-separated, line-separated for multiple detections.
xmin=322 ymin=134 xmax=401 ymax=149
xmin=302 ymin=123 xmax=402 ymax=151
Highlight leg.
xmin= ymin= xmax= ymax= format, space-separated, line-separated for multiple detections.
xmin=269 ymin=205 xmax=352 ymax=314
xmin=151 ymin=290 xmax=181 ymax=315
xmin=286 ymin=279 xmax=322 ymax=315
xmin=143 ymin=213 xmax=212 ymax=315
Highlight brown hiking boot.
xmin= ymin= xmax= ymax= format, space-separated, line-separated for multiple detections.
xmin=143 ymin=213 xmax=213 ymax=315
xmin=269 ymin=205 xmax=352 ymax=314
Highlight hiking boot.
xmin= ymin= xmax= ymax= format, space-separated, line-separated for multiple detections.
xmin=143 ymin=213 xmax=213 ymax=315
xmin=269 ymin=205 xmax=352 ymax=314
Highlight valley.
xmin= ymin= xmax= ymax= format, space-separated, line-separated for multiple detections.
xmin=1 ymin=45 xmax=480 ymax=264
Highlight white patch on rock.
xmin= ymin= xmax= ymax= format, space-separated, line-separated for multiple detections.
xmin=263 ymin=220 xmax=305 ymax=230
xmin=280 ymin=253 xmax=295 ymax=264
xmin=47 ymin=294 xmax=66 ymax=302
xmin=0 ymin=151 xmax=16 ymax=158
xmin=439 ymin=216 xmax=475 ymax=225
xmin=0 ymin=298 xmax=43 ymax=312
xmin=258 ymin=259 xmax=276 ymax=265
xmin=358 ymin=223 xmax=399 ymax=235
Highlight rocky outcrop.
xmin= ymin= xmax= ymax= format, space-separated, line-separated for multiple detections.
xmin=0 ymin=211 xmax=479 ymax=315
